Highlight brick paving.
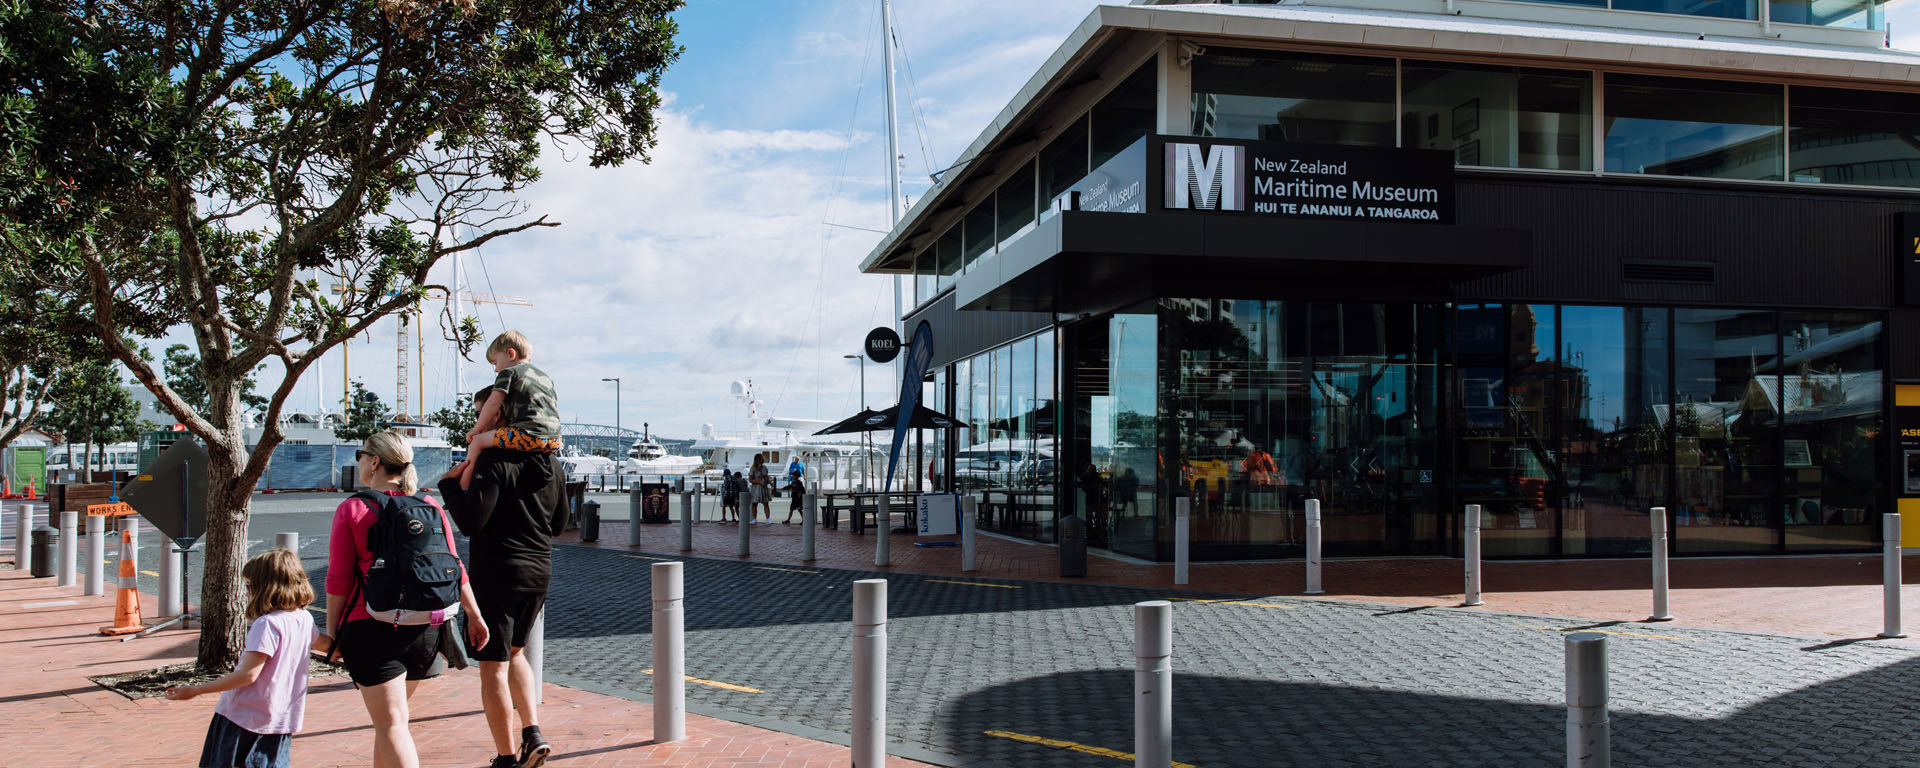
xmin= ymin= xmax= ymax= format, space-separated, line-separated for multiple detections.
xmin=0 ymin=568 xmax=934 ymax=768
xmin=575 ymin=514 xmax=1920 ymax=641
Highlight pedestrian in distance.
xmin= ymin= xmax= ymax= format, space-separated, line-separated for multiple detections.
xmin=165 ymin=548 xmax=319 ymax=768
xmin=721 ymin=471 xmax=741 ymax=522
xmin=319 ymin=431 xmax=488 ymax=768
xmin=784 ymin=474 xmax=806 ymax=524
xmin=439 ymin=389 xmax=570 ymax=768
xmin=460 ymin=330 xmax=563 ymax=490
xmin=749 ymin=455 xmax=773 ymax=525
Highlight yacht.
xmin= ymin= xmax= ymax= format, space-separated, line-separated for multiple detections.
xmin=687 ymin=380 xmax=883 ymax=491
xmin=625 ymin=435 xmax=702 ymax=476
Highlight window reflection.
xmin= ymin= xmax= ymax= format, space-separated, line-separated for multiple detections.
xmin=1401 ymin=62 xmax=1592 ymax=171
xmin=995 ymin=161 xmax=1036 ymax=246
xmin=1190 ymin=49 xmax=1395 ymax=146
xmin=1777 ymin=312 xmax=1883 ymax=550
xmin=1091 ymin=60 xmax=1156 ymax=169
xmin=1454 ymin=304 xmax=1561 ymax=557
xmin=935 ymin=228 xmax=960 ymax=295
xmin=1673 ymin=309 xmax=1780 ymax=553
xmin=1771 ymin=0 xmax=1876 ymax=27
xmin=1557 ymin=306 xmax=1668 ymax=556
xmin=1790 ymin=86 xmax=1920 ymax=188
xmin=961 ymin=201 xmax=993 ymax=273
xmin=1604 ymin=74 xmax=1783 ymax=180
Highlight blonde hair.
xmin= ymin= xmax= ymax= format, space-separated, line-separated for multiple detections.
xmin=362 ymin=431 xmax=419 ymax=495
xmin=487 ymin=330 xmax=532 ymax=361
xmin=242 ymin=548 xmax=315 ymax=621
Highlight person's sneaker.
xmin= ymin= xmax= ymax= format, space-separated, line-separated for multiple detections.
xmin=518 ymin=727 xmax=551 ymax=768
xmin=489 ymin=756 xmax=516 ymax=768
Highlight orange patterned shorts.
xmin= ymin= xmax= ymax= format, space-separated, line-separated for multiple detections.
xmin=494 ymin=427 xmax=562 ymax=453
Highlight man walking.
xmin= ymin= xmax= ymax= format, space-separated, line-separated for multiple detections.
xmin=442 ymin=387 xmax=569 ymax=768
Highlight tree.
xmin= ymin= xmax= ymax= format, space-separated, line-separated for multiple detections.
xmin=426 ymin=400 xmax=478 ymax=442
xmin=1 ymin=0 xmax=683 ymax=669
xmin=41 ymin=360 xmax=150 ymax=474
xmin=163 ymin=344 xmax=268 ymax=418
xmin=0 ymin=256 xmax=91 ymax=463
xmin=334 ymin=382 xmax=390 ymax=442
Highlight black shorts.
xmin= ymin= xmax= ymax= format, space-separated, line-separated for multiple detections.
xmin=336 ymin=619 xmax=443 ymax=687
xmin=468 ymin=589 xmax=546 ymax=663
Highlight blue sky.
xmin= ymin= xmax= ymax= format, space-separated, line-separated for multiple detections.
xmin=176 ymin=0 xmax=1920 ymax=441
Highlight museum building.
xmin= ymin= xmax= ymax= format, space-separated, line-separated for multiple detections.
xmin=866 ymin=0 xmax=1920 ymax=561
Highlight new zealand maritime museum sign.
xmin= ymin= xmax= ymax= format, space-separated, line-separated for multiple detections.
xmin=1054 ymin=135 xmax=1453 ymax=225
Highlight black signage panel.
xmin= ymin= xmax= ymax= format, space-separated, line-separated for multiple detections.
xmin=864 ymin=326 xmax=902 ymax=363
xmin=1901 ymin=213 xmax=1920 ymax=306
xmin=1051 ymin=137 xmax=1147 ymax=215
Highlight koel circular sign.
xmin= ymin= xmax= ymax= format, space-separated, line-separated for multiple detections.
xmin=864 ymin=327 xmax=902 ymax=363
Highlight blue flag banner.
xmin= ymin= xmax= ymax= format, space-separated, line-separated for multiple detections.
xmin=885 ymin=321 xmax=935 ymax=492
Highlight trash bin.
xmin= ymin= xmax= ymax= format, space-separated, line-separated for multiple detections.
xmin=30 ymin=524 xmax=57 ymax=578
xmin=580 ymin=500 xmax=601 ymax=543
xmin=1058 ymin=513 xmax=1087 ymax=577
xmin=340 ymin=465 xmax=358 ymax=491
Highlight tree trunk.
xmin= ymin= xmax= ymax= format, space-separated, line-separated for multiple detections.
xmin=194 ymin=377 xmax=253 ymax=673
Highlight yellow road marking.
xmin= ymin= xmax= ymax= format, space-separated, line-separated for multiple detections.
xmin=621 ymin=554 xmax=674 ymax=561
xmin=140 ymin=570 xmax=159 ymax=578
xmin=927 ymin=579 xmax=1022 ymax=589
xmin=1524 ymin=625 xmax=1697 ymax=642
xmin=640 ymin=668 xmax=763 ymax=693
xmin=984 ymin=730 xmax=1199 ymax=768
xmin=1165 ymin=597 xmax=1294 ymax=610
xmin=752 ymin=566 xmax=820 ymax=575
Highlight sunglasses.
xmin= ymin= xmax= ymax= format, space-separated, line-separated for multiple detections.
xmin=355 ymin=450 xmax=376 ymax=462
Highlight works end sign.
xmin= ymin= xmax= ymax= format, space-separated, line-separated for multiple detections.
xmin=1056 ymin=134 xmax=1453 ymax=225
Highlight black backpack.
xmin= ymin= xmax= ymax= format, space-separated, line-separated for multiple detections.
xmin=350 ymin=490 xmax=463 ymax=614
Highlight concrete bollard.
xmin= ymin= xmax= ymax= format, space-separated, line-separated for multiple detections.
xmin=1648 ymin=507 xmax=1673 ymax=622
xmin=651 ymin=562 xmax=686 ymax=742
xmin=961 ymin=495 xmax=977 ymax=573
xmin=12 ymin=503 xmax=29 ymax=572
xmin=1565 ymin=632 xmax=1609 ymax=768
xmin=802 ymin=493 xmax=817 ymax=562
xmin=85 ymin=523 xmax=105 ymax=596
xmin=1174 ymin=497 xmax=1190 ymax=586
xmin=876 ymin=494 xmax=891 ymax=567
xmin=679 ymin=492 xmax=694 ymax=553
xmin=1882 ymin=513 xmax=1905 ymax=639
xmin=58 ymin=510 xmax=77 ymax=587
xmin=1463 ymin=504 xmax=1483 ymax=606
xmin=158 ymin=541 xmax=183 ymax=618
xmin=852 ymin=579 xmax=888 ymax=768
xmin=1134 ymin=600 xmax=1173 ymax=768
xmin=737 ymin=499 xmax=751 ymax=557
xmin=275 ymin=532 xmax=297 ymax=554
xmin=1304 ymin=499 xmax=1324 ymax=595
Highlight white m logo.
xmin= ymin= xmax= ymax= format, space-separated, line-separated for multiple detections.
xmin=1166 ymin=143 xmax=1244 ymax=211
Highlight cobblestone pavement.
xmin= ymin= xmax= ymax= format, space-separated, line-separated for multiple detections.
xmin=538 ymin=542 xmax=1920 ymax=768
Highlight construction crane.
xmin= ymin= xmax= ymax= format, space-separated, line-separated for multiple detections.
xmin=330 ymin=282 xmax=531 ymax=421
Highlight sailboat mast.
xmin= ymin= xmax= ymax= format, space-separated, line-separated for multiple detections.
xmin=881 ymin=0 xmax=903 ymax=488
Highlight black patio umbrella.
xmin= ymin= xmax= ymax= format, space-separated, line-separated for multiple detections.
xmin=812 ymin=403 xmax=968 ymax=435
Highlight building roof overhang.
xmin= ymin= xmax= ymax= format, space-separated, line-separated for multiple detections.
xmin=860 ymin=1 xmax=1920 ymax=276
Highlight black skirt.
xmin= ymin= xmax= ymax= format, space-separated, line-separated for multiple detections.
xmin=199 ymin=712 xmax=291 ymax=768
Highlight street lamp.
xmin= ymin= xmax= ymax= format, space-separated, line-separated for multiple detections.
xmin=601 ymin=377 xmax=620 ymax=459
xmin=844 ymin=354 xmax=871 ymax=490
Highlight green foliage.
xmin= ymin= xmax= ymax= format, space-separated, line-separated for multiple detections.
xmin=41 ymin=359 xmax=150 ymax=462
xmin=334 ymin=381 xmax=389 ymax=442
xmin=426 ymin=400 xmax=478 ymax=442
xmin=162 ymin=344 xmax=268 ymax=415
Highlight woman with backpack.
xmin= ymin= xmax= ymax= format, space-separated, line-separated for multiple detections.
xmin=316 ymin=431 xmax=488 ymax=768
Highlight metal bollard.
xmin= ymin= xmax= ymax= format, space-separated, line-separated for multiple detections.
xmin=1134 ymin=600 xmax=1173 ymax=768
xmin=1463 ymin=504 xmax=1483 ymax=606
xmin=876 ymin=493 xmax=891 ymax=567
xmin=158 ymin=541 xmax=183 ymax=617
xmin=1565 ymin=632 xmax=1609 ymax=768
xmin=12 ymin=503 xmax=29 ymax=572
xmin=802 ymin=493 xmax=817 ymax=562
xmin=651 ymin=562 xmax=686 ymax=742
xmin=961 ymin=495 xmax=977 ymax=572
xmin=628 ymin=486 xmax=645 ymax=546
xmin=58 ymin=510 xmax=77 ymax=587
xmin=1882 ymin=513 xmax=1905 ymax=639
xmin=737 ymin=499 xmax=751 ymax=557
xmin=527 ymin=607 xmax=545 ymax=705
xmin=1649 ymin=507 xmax=1673 ymax=622
xmin=679 ymin=492 xmax=693 ymax=553
xmin=581 ymin=500 xmax=601 ymax=543
xmin=86 ymin=523 xmax=105 ymax=596
xmin=1174 ymin=497 xmax=1191 ymax=586
xmin=852 ymin=579 xmax=888 ymax=768
xmin=1304 ymin=499 xmax=1324 ymax=595
xmin=275 ymin=532 xmax=297 ymax=554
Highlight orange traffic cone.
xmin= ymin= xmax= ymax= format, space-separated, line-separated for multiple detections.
xmin=23 ymin=479 xmax=35 ymax=500
xmin=1 ymin=476 xmax=10 ymax=497
xmin=100 ymin=527 xmax=146 ymax=636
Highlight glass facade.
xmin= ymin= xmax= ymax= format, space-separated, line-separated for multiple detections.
xmin=1191 ymin=49 xmax=1395 ymax=146
xmin=1401 ymin=62 xmax=1592 ymax=171
xmin=1790 ymin=86 xmax=1920 ymax=187
xmin=1604 ymin=75 xmax=1783 ymax=180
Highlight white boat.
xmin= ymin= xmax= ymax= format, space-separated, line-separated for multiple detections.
xmin=624 ymin=436 xmax=702 ymax=476
xmin=559 ymin=452 xmax=619 ymax=480
xmin=687 ymin=380 xmax=884 ymax=492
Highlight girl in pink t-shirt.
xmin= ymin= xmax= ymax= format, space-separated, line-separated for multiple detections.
xmin=166 ymin=548 xmax=317 ymax=768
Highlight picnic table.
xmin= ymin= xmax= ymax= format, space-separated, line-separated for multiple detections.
xmin=820 ymin=491 xmax=921 ymax=534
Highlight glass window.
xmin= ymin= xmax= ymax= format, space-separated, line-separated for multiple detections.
xmin=1401 ymin=62 xmax=1592 ymax=171
xmin=1091 ymin=59 xmax=1156 ymax=169
xmin=1771 ymin=0 xmax=1874 ymax=26
xmin=935 ymin=226 xmax=961 ymax=294
xmin=1040 ymin=115 xmax=1090 ymax=209
xmin=1779 ymin=312 xmax=1883 ymax=551
xmin=961 ymin=200 xmax=994 ymax=273
xmin=995 ymin=160 xmax=1036 ymax=246
xmin=1455 ymin=304 xmax=1562 ymax=557
xmin=1614 ymin=0 xmax=1754 ymax=20
xmin=932 ymin=368 xmax=949 ymax=493
xmin=1558 ymin=305 xmax=1669 ymax=556
xmin=913 ymin=248 xmax=935 ymax=307
xmin=1604 ymin=74 xmax=1783 ymax=180
xmin=992 ymin=344 xmax=1014 ymax=495
xmin=1790 ymin=86 xmax=1920 ymax=187
xmin=1673 ymin=309 xmax=1779 ymax=553
xmin=1191 ymin=49 xmax=1395 ymax=146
